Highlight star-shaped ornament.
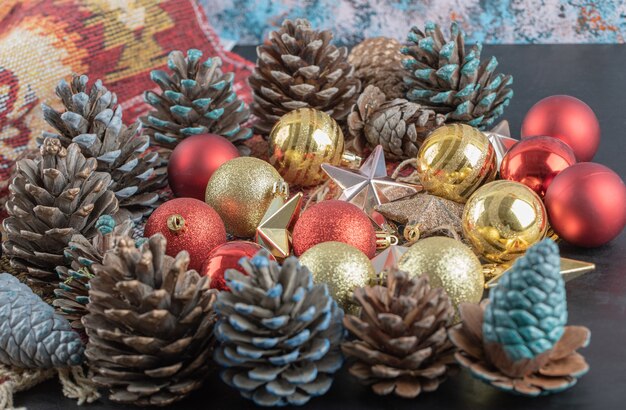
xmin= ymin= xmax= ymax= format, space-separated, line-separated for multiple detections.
xmin=484 ymin=257 xmax=596 ymax=288
xmin=255 ymin=193 xmax=303 ymax=259
xmin=483 ymin=120 xmax=518 ymax=169
xmin=371 ymin=245 xmax=409 ymax=275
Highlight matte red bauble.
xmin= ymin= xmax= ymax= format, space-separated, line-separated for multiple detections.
xmin=545 ymin=163 xmax=626 ymax=247
xmin=201 ymin=241 xmax=274 ymax=291
xmin=168 ymin=134 xmax=239 ymax=200
xmin=292 ymin=200 xmax=376 ymax=258
xmin=500 ymin=136 xmax=577 ymax=197
xmin=521 ymin=95 xmax=600 ymax=162
xmin=144 ymin=198 xmax=227 ymax=271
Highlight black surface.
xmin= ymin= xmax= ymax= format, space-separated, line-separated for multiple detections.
xmin=18 ymin=45 xmax=626 ymax=409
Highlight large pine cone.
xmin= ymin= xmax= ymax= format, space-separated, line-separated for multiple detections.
xmin=401 ymin=22 xmax=513 ymax=129
xmin=348 ymin=37 xmax=405 ymax=99
xmin=41 ymin=75 xmax=165 ymax=220
xmin=214 ymin=251 xmax=345 ymax=407
xmin=83 ymin=233 xmax=217 ymax=406
xmin=342 ymin=269 xmax=457 ymax=398
xmin=143 ymin=49 xmax=253 ymax=156
xmin=249 ymin=19 xmax=361 ymax=134
xmin=3 ymin=138 xmax=119 ymax=293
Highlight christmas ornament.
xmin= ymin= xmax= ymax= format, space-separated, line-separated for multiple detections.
xmin=54 ymin=215 xmax=133 ymax=331
xmin=201 ymin=241 xmax=272 ymax=291
xmin=370 ymin=245 xmax=409 ymax=275
xmin=84 ymin=234 xmax=218 ymax=406
xmin=348 ymin=37 xmax=405 ymax=99
xmin=342 ymin=269 xmax=456 ymax=398
xmin=143 ymin=49 xmax=252 ymax=155
xmin=463 ymin=180 xmax=548 ymax=263
xmin=300 ymin=241 xmax=376 ymax=314
xmin=3 ymin=138 xmax=118 ymax=294
xmin=500 ymin=136 xmax=577 ymax=197
xmin=292 ymin=200 xmax=377 ymax=258
xmin=483 ymin=120 xmax=518 ymax=169
xmin=143 ymin=198 xmax=227 ymax=271
xmin=42 ymin=75 xmax=164 ymax=220
xmin=401 ymin=22 xmax=513 ymax=129
xmin=545 ymin=162 xmax=626 ymax=247
xmin=167 ymin=134 xmax=239 ymax=200
xmin=205 ymin=157 xmax=284 ymax=237
xmin=485 ymin=257 xmax=596 ymax=288
xmin=416 ymin=124 xmax=497 ymax=203
xmin=521 ymin=95 xmax=600 ymax=162
xmin=0 ymin=273 xmax=84 ymax=369
xmin=450 ymin=240 xmax=591 ymax=396
xmin=249 ymin=18 xmax=360 ymax=134
xmin=256 ymin=193 xmax=303 ymax=259
xmin=397 ymin=237 xmax=484 ymax=311
xmin=215 ymin=251 xmax=344 ymax=406
xmin=347 ymin=86 xmax=445 ymax=159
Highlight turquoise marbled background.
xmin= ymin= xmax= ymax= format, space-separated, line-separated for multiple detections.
xmin=200 ymin=0 xmax=626 ymax=45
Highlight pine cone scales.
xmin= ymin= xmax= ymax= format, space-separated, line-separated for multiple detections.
xmin=83 ymin=233 xmax=217 ymax=406
xmin=342 ymin=269 xmax=457 ymax=398
xmin=249 ymin=19 xmax=360 ymax=134
xmin=348 ymin=37 xmax=405 ymax=99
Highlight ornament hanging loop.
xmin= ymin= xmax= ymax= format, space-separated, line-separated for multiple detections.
xmin=376 ymin=231 xmax=399 ymax=250
xmin=340 ymin=151 xmax=362 ymax=169
xmin=404 ymin=225 xmax=420 ymax=244
xmin=272 ymin=180 xmax=290 ymax=200
xmin=167 ymin=214 xmax=186 ymax=234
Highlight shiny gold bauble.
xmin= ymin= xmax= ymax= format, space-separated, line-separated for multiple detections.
xmin=398 ymin=236 xmax=484 ymax=311
xmin=416 ymin=123 xmax=497 ymax=203
xmin=462 ymin=180 xmax=548 ymax=264
xmin=299 ymin=241 xmax=375 ymax=314
xmin=205 ymin=157 xmax=283 ymax=238
xmin=269 ymin=108 xmax=344 ymax=187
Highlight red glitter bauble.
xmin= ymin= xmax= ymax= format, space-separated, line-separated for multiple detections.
xmin=201 ymin=241 xmax=273 ymax=291
xmin=545 ymin=163 xmax=626 ymax=248
xmin=521 ymin=95 xmax=600 ymax=162
xmin=168 ymin=134 xmax=239 ymax=200
xmin=144 ymin=198 xmax=227 ymax=271
xmin=292 ymin=200 xmax=376 ymax=258
xmin=500 ymin=136 xmax=577 ymax=197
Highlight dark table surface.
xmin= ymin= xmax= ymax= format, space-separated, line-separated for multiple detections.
xmin=18 ymin=45 xmax=626 ymax=410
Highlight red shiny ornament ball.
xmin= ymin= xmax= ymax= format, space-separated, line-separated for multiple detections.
xmin=168 ymin=134 xmax=239 ymax=200
xmin=500 ymin=136 xmax=577 ymax=197
xmin=545 ymin=163 xmax=626 ymax=248
xmin=144 ymin=198 xmax=227 ymax=271
xmin=201 ymin=241 xmax=273 ymax=291
xmin=292 ymin=200 xmax=376 ymax=258
xmin=521 ymin=95 xmax=600 ymax=162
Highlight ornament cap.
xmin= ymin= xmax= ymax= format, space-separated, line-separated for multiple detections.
xmin=167 ymin=214 xmax=186 ymax=234
xmin=375 ymin=231 xmax=398 ymax=249
xmin=340 ymin=151 xmax=362 ymax=168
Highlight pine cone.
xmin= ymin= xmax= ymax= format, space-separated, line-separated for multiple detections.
xmin=348 ymin=37 xmax=405 ymax=99
xmin=214 ymin=251 xmax=345 ymax=407
xmin=348 ymin=85 xmax=445 ymax=159
xmin=401 ymin=22 xmax=513 ymax=129
xmin=342 ymin=269 xmax=457 ymax=398
xmin=450 ymin=240 xmax=591 ymax=396
xmin=3 ymin=138 xmax=119 ymax=293
xmin=143 ymin=49 xmax=253 ymax=156
xmin=249 ymin=19 xmax=361 ymax=134
xmin=53 ymin=215 xmax=133 ymax=331
xmin=0 ymin=273 xmax=84 ymax=369
xmin=83 ymin=233 xmax=217 ymax=406
xmin=41 ymin=75 xmax=165 ymax=220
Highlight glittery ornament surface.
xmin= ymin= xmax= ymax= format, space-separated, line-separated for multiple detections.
xmin=205 ymin=157 xmax=284 ymax=238
xmin=398 ymin=237 xmax=484 ymax=312
xmin=300 ymin=241 xmax=375 ymax=314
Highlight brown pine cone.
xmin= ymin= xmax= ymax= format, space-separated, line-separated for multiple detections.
xmin=348 ymin=37 xmax=405 ymax=99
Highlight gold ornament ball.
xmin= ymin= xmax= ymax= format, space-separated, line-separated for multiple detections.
xmin=269 ymin=108 xmax=345 ymax=187
xmin=462 ymin=180 xmax=548 ymax=264
xmin=299 ymin=241 xmax=375 ymax=314
xmin=205 ymin=157 xmax=283 ymax=238
xmin=416 ymin=123 xmax=497 ymax=203
xmin=398 ymin=236 xmax=484 ymax=311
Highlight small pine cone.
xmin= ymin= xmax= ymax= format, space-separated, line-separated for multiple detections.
xmin=143 ymin=49 xmax=252 ymax=156
xmin=348 ymin=37 xmax=405 ymax=99
xmin=342 ymin=269 xmax=457 ymax=398
xmin=214 ymin=251 xmax=345 ymax=407
xmin=348 ymin=85 xmax=445 ymax=159
xmin=249 ymin=19 xmax=361 ymax=134
xmin=83 ymin=233 xmax=218 ymax=406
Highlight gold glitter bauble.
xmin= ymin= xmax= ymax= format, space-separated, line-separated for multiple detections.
xmin=205 ymin=157 xmax=283 ymax=238
xmin=416 ymin=124 xmax=497 ymax=203
xmin=398 ymin=236 xmax=484 ymax=310
xmin=269 ymin=108 xmax=344 ymax=187
xmin=299 ymin=241 xmax=375 ymax=314
xmin=463 ymin=180 xmax=548 ymax=264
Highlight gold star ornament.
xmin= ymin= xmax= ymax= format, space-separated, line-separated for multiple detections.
xmin=255 ymin=193 xmax=303 ymax=259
